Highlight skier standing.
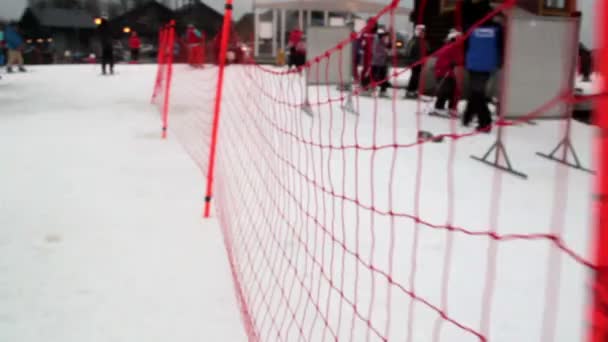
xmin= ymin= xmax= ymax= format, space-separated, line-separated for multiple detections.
xmin=360 ymin=18 xmax=378 ymax=92
xmin=462 ymin=15 xmax=504 ymax=132
xmin=0 ymin=25 xmax=5 ymax=67
xmin=287 ymin=27 xmax=304 ymax=69
xmin=186 ymin=24 xmax=203 ymax=66
xmin=370 ymin=29 xmax=391 ymax=97
xmin=129 ymin=31 xmax=141 ymax=63
xmin=98 ymin=17 xmax=114 ymax=75
xmin=432 ymin=29 xmax=464 ymax=116
xmin=5 ymin=23 xmax=26 ymax=73
xmin=404 ymin=24 xmax=428 ymax=99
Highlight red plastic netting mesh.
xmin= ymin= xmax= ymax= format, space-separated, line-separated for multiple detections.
xmin=153 ymin=0 xmax=608 ymax=340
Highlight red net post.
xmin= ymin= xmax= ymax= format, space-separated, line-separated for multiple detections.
xmin=590 ymin=0 xmax=608 ymax=340
xmin=161 ymin=20 xmax=176 ymax=139
xmin=151 ymin=26 xmax=168 ymax=103
xmin=203 ymin=0 xmax=233 ymax=218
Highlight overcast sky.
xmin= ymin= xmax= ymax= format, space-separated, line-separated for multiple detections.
xmin=0 ymin=0 xmax=597 ymax=45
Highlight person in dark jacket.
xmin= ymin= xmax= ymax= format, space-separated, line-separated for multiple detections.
xmin=370 ymin=29 xmax=391 ymax=97
xmin=98 ymin=17 xmax=114 ymax=75
xmin=404 ymin=24 xmax=429 ymax=99
xmin=432 ymin=29 xmax=464 ymax=116
xmin=579 ymin=43 xmax=593 ymax=82
xmin=462 ymin=16 xmax=504 ymax=132
xmin=287 ymin=27 xmax=304 ymax=69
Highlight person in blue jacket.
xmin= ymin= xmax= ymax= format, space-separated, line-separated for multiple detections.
xmin=0 ymin=24 xmax=5 ymax=67
xmin=5 ymin=23 xmax=26 ymax=73
xmin=462 ymin=14 xmax=504 ymax=132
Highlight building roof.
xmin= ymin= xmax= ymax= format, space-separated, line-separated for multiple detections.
xmin=255 ymin=0 xmax=410 ymax=15
xmin=110 ymin=1 xmax=173 ymax=23
xmin=29 ymin=8 xmax=96 ymax=29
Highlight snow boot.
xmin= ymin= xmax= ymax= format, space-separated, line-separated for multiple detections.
xmin=430 ymin=109 xmax=448 ymax=117
xmin=6 ymin=66 xmax=13 ymax=73
xmin=475 ymin=124 xmax=492 ymax=134
xmin=18 ymin=66 xmax=26 ymax=72
xmin=404 ymin=91 xmax=418 ymax=99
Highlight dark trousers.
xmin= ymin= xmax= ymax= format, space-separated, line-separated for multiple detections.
xmin=101 ymin=47 xmax=114 ymax=74
xmin=463 ymin=71 xmax=491 ymax=127
xmin=407 ymin=64 xmax=422 ymax=93
xmin=435 ymin=75 xmax=458 ymax=110
xmin=288 ymin=47 xmax=305 ymax=68
xmin=130 ymin=48 xmax=139 ymax=62
xmin=371 ymin=65 xmax=389 ymax=93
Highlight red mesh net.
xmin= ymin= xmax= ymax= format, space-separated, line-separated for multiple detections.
xmin=153 ymin=0 xmax=608 ymax=340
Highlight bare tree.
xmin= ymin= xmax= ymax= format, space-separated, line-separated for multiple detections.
xmin=105 ymin=1 xmax=123 ymax=18
xmin=83 ymin=0 xmax=101 ymax=15
xmin=117 ymin=0 xmax=129 ymax=12
xmin=29 ymin=0 xmax=51 ymax=9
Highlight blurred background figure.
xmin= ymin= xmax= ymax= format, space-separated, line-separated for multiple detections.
xmin=129 ymin=31 xmax=141 ymax=63
xmin=371 ymin=28 xmax=391 ymax=97
xmin=0 ymin=24 xmax=5 ymax=69
xmin=186 ymin=24 xmax=204 ymax=67
xmin=578 ymin=43 xmax=593 ymax=82
xmin=463 ymin=14 xmax=504 ymax=132
xmin=432 ymin=29 xmax=463 ymax=117
xmin=5 ymin=22 xmax=26 ymax=73
xmin=360 ymin=18 xmax=378 ymax=93
xmin=404 ymin=24 xmax=428 ymax=99
xmin=97 ymin=17 xmax=114 ymax=75
xmin=287 ymin=26 xmax=304 ymax=69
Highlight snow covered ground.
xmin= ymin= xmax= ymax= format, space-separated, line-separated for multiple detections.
xmin=0 ymin=65 xmax=246 ymax=342
xmin=0 ymin=63 xmax=599 ymax=342
xmin=210 ymin=64 xmax=598 ymax=341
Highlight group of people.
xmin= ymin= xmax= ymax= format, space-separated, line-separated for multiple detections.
xmin=352 ymin=10 xmax=504 ymax=132
xmin=0 ymin=22 xmax=27 ymax=78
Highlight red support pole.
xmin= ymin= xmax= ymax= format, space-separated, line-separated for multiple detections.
xmin=151 ymin=26 xmax=168 ymax=103
xmin=161 ymin=20 xmax=176 ymax=139
xmin=203 ymin=0 xmax=233 ymax=218
xmin=590 ymin=0 xmax=608 ymax=340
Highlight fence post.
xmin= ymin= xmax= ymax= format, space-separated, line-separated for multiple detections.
xmin=161 ymin=20 xmax=176 ymax=139
xmin=203 ymin=0 xmax=233 ymax=218
xmin=590 ymin=0 xmax=608 ymax=340
xmin=151 ymin=26 xmax=168 ymax=103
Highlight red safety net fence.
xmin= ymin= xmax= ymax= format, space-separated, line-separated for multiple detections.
xmin=152 ymin=0 xmax=608 ymax=340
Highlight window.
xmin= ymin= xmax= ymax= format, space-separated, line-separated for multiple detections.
xmin=545 ymin=0 xmax=567 ymax=9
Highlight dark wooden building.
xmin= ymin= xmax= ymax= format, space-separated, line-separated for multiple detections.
xmin=109 ymin=2 xmax=174 ymax=40
xmin=174 ymin=1 xmax=223 ymax=38
xmin=19 ymin=7 xmax=97 ymax=62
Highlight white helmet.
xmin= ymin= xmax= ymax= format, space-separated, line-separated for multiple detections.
xmin=446 ymin=29 xmax=461 ymax=41
xmin=414 ymin=25 xmax=426 ymax=37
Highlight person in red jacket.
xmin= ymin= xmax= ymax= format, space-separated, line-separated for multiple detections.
xmin=287 ymin=27 xmax=304 ymax=69
xmin=186 ymin=24 xmax=203 ymax=66
xmin=432 ymin=29 xmax=464 ymax=117
xmin=360 ymin=18 xmax=378 ymax=91
xmin=128 ymin=31 xmax=141 ymax=62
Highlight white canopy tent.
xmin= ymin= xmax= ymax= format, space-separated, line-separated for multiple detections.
xmin=253 ymin=0 xmax=411 ymax=57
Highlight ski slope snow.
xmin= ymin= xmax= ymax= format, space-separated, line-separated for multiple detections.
xmin=0 ymin=65 xmax=247 ymax=342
